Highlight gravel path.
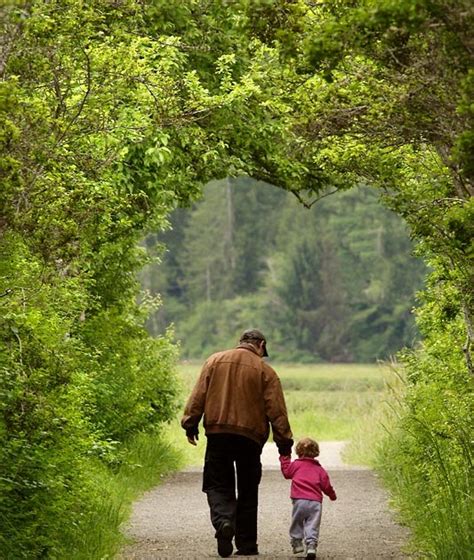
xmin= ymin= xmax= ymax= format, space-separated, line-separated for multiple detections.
xmin=120 ymin=442 xmax=410 ymax=559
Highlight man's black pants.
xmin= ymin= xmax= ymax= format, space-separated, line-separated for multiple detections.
xmin=203 ymin=433 xmax=262 ymax=553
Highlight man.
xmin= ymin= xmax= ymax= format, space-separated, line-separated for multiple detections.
xmin=181 ymin=329 xmax=293 ymax=558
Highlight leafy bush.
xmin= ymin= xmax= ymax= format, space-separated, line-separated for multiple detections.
xmin=0 ymin=233 xmax=180 ymax=557
xmin=0 ymin=235 xmax=97 ymax=557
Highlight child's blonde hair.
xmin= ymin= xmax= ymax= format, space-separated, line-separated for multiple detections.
xmin=295 ymin=437 xmax=320 ymax=458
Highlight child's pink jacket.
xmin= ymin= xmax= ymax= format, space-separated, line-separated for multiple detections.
xmin=280 ymin=456 xmax=337 ymax=502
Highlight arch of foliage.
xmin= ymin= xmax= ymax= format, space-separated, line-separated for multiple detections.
xmin=0 ymin=1 xmax=472 ymax=558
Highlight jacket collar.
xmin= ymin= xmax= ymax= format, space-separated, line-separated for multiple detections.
xmin=237 ymin=342 xmax=260 ymax=356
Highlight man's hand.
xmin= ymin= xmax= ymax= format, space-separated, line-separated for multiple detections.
xmin=277 ymin=439 xmax=294 ymax=457
xmin=185 ymin=426 xmax=199 ymax=445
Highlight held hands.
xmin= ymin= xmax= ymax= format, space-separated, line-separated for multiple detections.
xmin=277 ymin=439 xmax=294 ymax=457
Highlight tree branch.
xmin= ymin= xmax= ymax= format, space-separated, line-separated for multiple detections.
xmin=290 ymin=187 xmax=340 ymax=209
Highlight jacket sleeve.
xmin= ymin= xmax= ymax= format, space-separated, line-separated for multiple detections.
xmin=263 ymin=367 xmax=293 ymax=453
xmin=279 ymin=455 xmax=296 ymax=479
xmin=181 ymin=361 xmax=211 ymax=437
xmin=320 ymin=469 xmax=337 ymax=501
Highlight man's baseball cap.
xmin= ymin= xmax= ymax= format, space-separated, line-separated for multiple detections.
xmin=239 ymin=329 xmax=269 ymax=357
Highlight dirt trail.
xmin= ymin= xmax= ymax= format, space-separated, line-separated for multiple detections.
xmin=120 ymin=442 xmax=410 ymax=559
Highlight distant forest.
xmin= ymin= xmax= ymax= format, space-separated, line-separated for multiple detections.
xmin=141 ymin=178 xmax=426 ymax=362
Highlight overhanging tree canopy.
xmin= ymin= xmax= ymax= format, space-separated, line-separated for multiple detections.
xmin=0 ymin=1 xmax=472 ymax=558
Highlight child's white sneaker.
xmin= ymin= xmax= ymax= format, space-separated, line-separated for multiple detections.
xmin=306 ymin=546 xmax=316 ymax=559
xmin=291 ymin=538 xmax=304 ymax=554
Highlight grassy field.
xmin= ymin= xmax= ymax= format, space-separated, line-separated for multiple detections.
xmin=164 ymin=361 xmax=393 ymax=466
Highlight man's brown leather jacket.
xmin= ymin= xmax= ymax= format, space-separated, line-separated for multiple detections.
xmin=181 ymin=343 xmax=293 ymax=451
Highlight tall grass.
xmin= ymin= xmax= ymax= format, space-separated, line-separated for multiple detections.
xmin=72 ymin=430 xmax=183 ymax=559
xmin=279 ymin=362 xmax=385 ymax=442
xmin=374 ymin=374 xmax=474 ymax=559
xmin=342 ymin=362 xmax=406 ymax=466
xmin=344 ymin=359 xmax=474 ymax=559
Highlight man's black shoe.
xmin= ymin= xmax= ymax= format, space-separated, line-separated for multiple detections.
xmin=234 ymin=549 xmax=259 ymax=556
xmin=217 ymin=521 xmax=234 ymax=558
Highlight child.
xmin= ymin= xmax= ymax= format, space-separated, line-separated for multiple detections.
xmin=280 ymin=437 xmax=337 ymax=559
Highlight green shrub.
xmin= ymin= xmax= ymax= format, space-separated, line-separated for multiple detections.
xmin=375 ymin=282 xmax=474 ymax=559
xmin=0 ymin=234 xmax=180 ymax=558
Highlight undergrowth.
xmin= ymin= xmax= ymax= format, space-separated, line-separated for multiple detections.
xmin=72 ymin=430 xmax=183 ymax=559
xmin=345 ymin=315 xmax=473 ymax=559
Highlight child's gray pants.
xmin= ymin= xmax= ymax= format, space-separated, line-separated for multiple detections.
xmin=289 ymin=498 xmax=322 ymax=547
